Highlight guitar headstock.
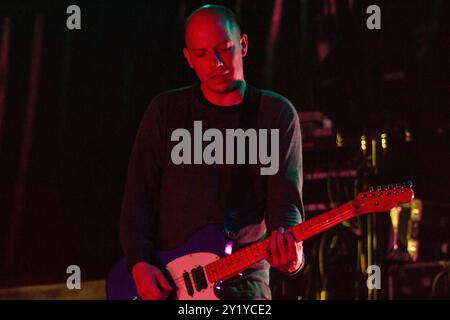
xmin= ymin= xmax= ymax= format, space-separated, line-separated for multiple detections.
xmin=355 ymin=181 xmax=414 ymax=214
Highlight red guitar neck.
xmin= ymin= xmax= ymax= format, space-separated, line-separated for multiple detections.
xmin=291 ymin=201 xmax=357 ymax=242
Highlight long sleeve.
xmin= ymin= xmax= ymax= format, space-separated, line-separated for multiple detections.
xmin=264 ymin=99 xmax=305 ymax=276
xmin=265 ymin=99 xmax=304 ymax=233
xmin=120 ymin=96 xmax=165 ymax=272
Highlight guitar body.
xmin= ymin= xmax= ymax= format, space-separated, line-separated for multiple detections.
xmin=106 ymin=224 xmax=227 ymax=300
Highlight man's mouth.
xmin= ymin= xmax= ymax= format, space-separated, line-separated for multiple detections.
xmin=211 ymin=70 xmax=230 ymax=79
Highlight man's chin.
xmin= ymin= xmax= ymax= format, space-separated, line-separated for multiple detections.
xmin=204 ymin=80 xmax=239 ymax=94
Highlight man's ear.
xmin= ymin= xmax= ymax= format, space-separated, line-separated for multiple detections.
xmin=183 ymin=48 xmax=194 ymax=69
xmin=240 ymin=34 xmax=248 ymax=57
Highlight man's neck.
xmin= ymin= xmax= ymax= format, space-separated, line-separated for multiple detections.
xmin=200 ymin=81 xmax=247 ymax=107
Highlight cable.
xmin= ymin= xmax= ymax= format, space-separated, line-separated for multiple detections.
xmin=431 ymin=267 xmax=450 ymax=299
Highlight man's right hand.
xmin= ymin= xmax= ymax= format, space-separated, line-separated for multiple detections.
xmin=132 ymin=261 xmax=173 ymax=300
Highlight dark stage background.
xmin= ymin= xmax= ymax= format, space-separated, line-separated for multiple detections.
xmin=0 ymin=0 xmax=449 ymax=298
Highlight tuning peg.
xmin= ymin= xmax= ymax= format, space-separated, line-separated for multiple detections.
xmin=383 ymin=184 xmax=389 ymax=190
xmin=369 ymin=186 xmax=374 ymax=192
xmin=401 ymin=181 xmax=413 ymax=188
xmin=377 ymin=185 xmax=382 ymax=191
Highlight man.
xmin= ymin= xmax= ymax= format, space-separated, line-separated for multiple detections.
xmin=120 ymin=4 xmax=304 ymax=300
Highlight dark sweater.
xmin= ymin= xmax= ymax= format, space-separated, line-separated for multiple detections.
xmin=120 ymin=83 xmax=304 ymax=296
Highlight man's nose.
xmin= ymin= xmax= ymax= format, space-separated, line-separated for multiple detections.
xmin=208 ymin=50 xmax=223 ymax=69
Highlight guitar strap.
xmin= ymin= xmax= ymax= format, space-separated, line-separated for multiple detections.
xmin=223 ymin=84 xmax=262 ymax=244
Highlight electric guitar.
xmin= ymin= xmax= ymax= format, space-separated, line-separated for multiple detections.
xmin=106 ymin=182 xmax=414 ymax=300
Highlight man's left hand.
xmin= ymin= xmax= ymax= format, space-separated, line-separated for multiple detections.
xmin=267 ymin=227 xmax=303 ymax=274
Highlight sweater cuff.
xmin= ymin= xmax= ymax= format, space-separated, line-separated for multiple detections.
xmin=278 ymin=250 xmax=305 ymax=276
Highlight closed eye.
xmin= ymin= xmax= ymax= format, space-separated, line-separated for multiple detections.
xmin=192 ymin=49 xmax=206 ymax=58
xmin=219 ymin=44 xmax=233 ymax=52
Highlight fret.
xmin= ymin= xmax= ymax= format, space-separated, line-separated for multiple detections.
xmin=223 ymin=258 xmax=228 ymax=268
xmin=234 ymin=249 xmax=243 ymax=265
xmin=210 ymin=264 xmax=220 ymax=282
xmin=251 ymin=244 xmax=260 ymax=259
xmin=228 ymin=253 xmax=237 ymax=268
xmin=225 ymin=255 xmax=233 ymax=268
xmin=291 ymin=203 xmax=356 ymax=241
xmin=206 ymin=264 xmax=213 ymax=276
xmin=218 ymin=259 xmax=227 ymax=272
xmin=206 ymin=264 xmax=218 ymax=283
xmin=237 ymin=250 xmax=248 ymax=266
xmin=228 ymin=253 xmax=243 ymax=272
xmin=243 ymin=246 xmax=251 ymax=261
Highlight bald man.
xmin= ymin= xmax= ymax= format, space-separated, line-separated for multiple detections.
xmin=120 ymin=4 xmax=304 ymax=300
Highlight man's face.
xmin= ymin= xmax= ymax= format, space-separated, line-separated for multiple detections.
xmin=183 ymin=13 xmax=248 ymax=94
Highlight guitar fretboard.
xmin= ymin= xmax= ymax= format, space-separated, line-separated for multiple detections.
xmin=205 ymin=201 xmax=358 ymax=283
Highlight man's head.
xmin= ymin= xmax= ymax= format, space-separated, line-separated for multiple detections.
xmin=183 ymin=5 xmax=248 ymax=94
